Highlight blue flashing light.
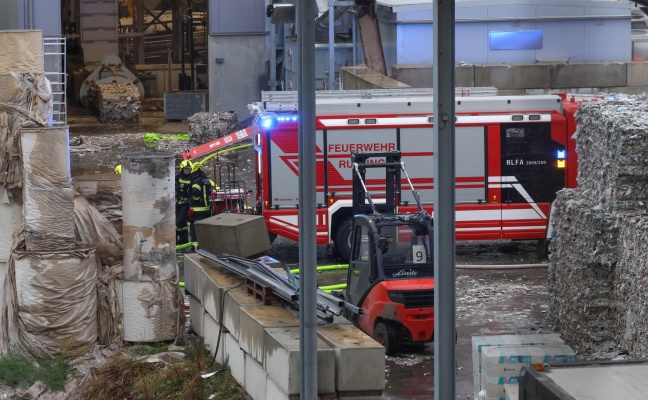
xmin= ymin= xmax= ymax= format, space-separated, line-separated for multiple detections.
xmin=557 ymin=150 xmax=566 ymax=159
xmin=260 ymin=117 xmax=277 ymax=129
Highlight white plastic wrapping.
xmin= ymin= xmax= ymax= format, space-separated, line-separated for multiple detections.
xmin=21 ymin=127 xmax=76 ymax=251
xmin=12 ymin=245 xmax=98 ymax=357
xmin=0 ymin=199 xmax=22 ymax=262
xmin=122 ymin=153 xmax=176 ymax=281
xmin=116 ymin=279 xmax=178 ymax=342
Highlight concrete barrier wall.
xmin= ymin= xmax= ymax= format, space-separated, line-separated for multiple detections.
xmin=184 ymin=253 xmax=386 ymax=400
xmin=371 ymin=63 xmax=648 ymax=95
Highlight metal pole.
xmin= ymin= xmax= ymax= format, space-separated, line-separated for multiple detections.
xmin=433 ymin=0 xmax=456 ymax=399
xmin=298 ymin=0 xmax=318 ymax=399
xmin=136 ymin=0 xmax=145 ymax=64
xmin=26 ymin=0 xmax=34 ymax=29
xmin=328 ymin=0 xmax=336 ymax=89
xmin=352 ymin=12 xmax=357 ymax=66
xmin=270 ymin=23 xmax=277 ymax=91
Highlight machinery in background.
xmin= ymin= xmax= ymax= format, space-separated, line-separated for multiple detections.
xmin=79 ymin=55 xmax=145 ymax=108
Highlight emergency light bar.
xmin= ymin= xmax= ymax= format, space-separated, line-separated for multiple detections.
xmin=258 ymin=114 xmax=298 ymax=130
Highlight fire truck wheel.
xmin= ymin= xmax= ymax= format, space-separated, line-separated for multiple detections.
xmin=374 ymin=321 xmax=397 ymax=356
xmin=333 ymin=217 xmax=353 ymax=261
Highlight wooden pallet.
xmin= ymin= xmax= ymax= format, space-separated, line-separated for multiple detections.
xmin=245 ymin=277 xmax=279 ymax=305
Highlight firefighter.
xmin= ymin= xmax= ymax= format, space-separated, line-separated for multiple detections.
xmin=114 ymin=164 xmax=122 ymax=174
xmin=175 ymin=159 xmax=193 ymax=245
xmin=189 ymin=162 xmax=213 ymax=244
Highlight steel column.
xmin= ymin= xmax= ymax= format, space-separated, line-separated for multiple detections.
xmin=298 ymin=0 xmax=318 ymax=399
xmin=433 ymin=0 xmax=457 ymax=399
xmin=328 ymin=0 xmax=335 ymax=89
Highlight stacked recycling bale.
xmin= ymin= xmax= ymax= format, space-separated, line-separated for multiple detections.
xmin=88 ymin=82 xmax=141 ymax=124
xmin=549 ymin=96 xmax=648 ymax=357
xmin=118 ymin=153 xmax=179 ymax=342
xmin=187 ymin=111 xmax=238 ymax=146
xmin=0 ymin=30 xmax=104 ymax=357
xmin=0 ymin=30 xmax=49 ymax=346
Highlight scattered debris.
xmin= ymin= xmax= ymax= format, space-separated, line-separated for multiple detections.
xmin=187 ymin=111 xmax=239 ymax=146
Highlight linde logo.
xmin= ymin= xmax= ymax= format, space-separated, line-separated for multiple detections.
xmin=393 ymin=268 xmax=417 ymax=277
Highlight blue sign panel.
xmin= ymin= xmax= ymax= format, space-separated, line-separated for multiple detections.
xmin=489 ymin=30 xmax=543 ymax=50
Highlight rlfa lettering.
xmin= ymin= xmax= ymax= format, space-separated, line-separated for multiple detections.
xmin=506 ymin=159 xmax=524 ymax=166
xmin=393 ymin=268 xmax=418 ymax=277
xmin=328 ymin=143 xmax=396 ymax=153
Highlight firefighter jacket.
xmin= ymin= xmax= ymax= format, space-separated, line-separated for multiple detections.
xmin=190 ymin=170 xmax=213 ymax=212
xmin=175 ymin=171 xmax=192 ymax=205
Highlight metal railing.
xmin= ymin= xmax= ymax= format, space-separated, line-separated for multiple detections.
xmin=42 ymin=37 xmax=67 ymax=126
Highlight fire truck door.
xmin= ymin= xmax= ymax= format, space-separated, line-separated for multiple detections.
xmin=500 ymin=122 xmax=565 ymax=239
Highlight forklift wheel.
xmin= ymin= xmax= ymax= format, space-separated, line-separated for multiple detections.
xmin=374 ymin=321 xmax=398 ymax=356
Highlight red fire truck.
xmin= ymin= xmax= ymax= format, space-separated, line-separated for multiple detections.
xmin=250 ymin=89 xmax=582 ymax=260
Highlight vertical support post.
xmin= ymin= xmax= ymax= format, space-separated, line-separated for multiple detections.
xmin=270 ymin=23 xmax=277 ymax=91
xmin=328 ymin=0 xmax=336 ymax=89
xmin=135 ymin=0 xmax=145 ymax=64
xmin=352 ymin=12 xmax=357 ymax=66
xmin=433 ymin=0 xmax=456 ymax=399
xmin=298 ymin=0 xmax=318 ymax=399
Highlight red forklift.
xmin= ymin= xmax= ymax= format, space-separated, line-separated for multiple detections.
xmin=340 ymin=152 xmax=435 ymax=355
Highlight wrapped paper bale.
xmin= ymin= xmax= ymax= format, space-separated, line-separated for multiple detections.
xmin=187 ymin=111 xmax=238 ymax=146
xmin=548 ymin=189 xmax=620 ymax=347
xmin=574 ymin=97 xmax=648 ymax=210
xmin=89 ymin=82 xmax=141 ymax=124
xmin=12 ymin=245 xmax=98 ymax=358
xmin=0 ymin=73 xmax=53 ymax=200
xmin=122 ymin=153 xmax=176 ymax=282
xmin=73 ymin=173 xmax=123 ymax=235
xmin=116 ymin=279 xmax=178 ymax=342
xmin=0 ymin=30 xmax=44 ymax=73
xmin=21 ymin=127 xmax=76 ymax=251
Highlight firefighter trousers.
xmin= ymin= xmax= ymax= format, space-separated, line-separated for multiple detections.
xmin=189 ymin=210 xmax=211 ymax=244
xmin=176 ymin=202 xmax=190 ymax=244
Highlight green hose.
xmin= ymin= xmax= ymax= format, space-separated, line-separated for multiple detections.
xmin=289 ymin=264 xmax=348 ymax=274
xmin=176 ymin=242 xmax=198 ymax=250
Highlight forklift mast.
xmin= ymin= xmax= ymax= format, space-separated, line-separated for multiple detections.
xmin=351 ymin=151 xmax=402 ymax=216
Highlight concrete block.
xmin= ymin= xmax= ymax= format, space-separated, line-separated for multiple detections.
xmin=317 ymin=324 xmax=386 ymax=392
xmin=475 ymin=64 xmax=550 ymax=90
xmin=551 ymin=63 xmax=626 ymax=88
xmin=183 ymin=253 xmax=207 ymax=301
xmin=456 ymin=65 xmax=475 ymax=87
xmin=239 ymin=305 xmax=300 ymax=364
xmin=203 ymin=312 xmax=226 ymax=365
xmin=201 ymin=262 xmax=245 ymax=322
xmin=266 ymin=377 xmax=300 ymax=400
xmin=189 ymin=294 xmax=204 ymax=338
xmin=264 ymin=327 xmax=336 ymax=395
xmin=194 ymin=214 xmax=272 ymax=258
xmin=627 ymin=62 xmax=648 ymax=87
xmin=223 ymin=287 xmax=263 ymax=341
xmin=225 ymin=332 xmax=246 ymax=386
xmin=244 ymin=354 xmax=267 ymax=400
xmin=391 ymin=64 xmax=433 ymax=88
xmin=389 ymin=64 xmax=475 ymax=88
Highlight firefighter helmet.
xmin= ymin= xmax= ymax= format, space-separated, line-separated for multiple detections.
xmin=180 ymin=160 xmax=193 ymax=170
xmin=192 ymin=163 xmax=205 ymax=172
